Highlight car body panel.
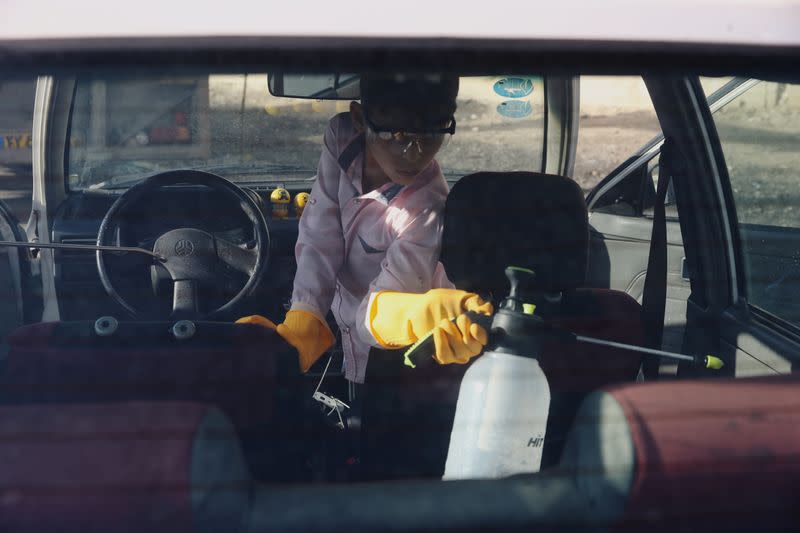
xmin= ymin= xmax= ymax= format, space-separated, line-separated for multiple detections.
xmin=2 ymin=0 xmax=800 ymax=46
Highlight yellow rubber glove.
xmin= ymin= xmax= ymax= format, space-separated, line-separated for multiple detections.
xmin=368 ymin=288 xmax=493 ymax=350
xmin=236 ymin=310 xmax=335 ymax=373
xmin=432 ymin=313 xmax=490 ymax=365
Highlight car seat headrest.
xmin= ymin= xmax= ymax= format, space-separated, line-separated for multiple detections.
xmin=440 ymin=172 xmax=588 ymax=297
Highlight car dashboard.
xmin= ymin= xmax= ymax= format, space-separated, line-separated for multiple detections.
xmin=51 ymin=182 xmax=308 ymax=323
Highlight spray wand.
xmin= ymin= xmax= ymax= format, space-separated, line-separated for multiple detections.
xmin=403 ymin=266 xmax=723 ymax=371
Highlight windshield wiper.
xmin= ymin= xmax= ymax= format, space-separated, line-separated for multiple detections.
xmin=87 ymin=174 xmax=153 ymax=191
xmin=86 ymin=163 xmax=314 ymax=190
xmin=198 ymin=163 xmax=310 ymax=175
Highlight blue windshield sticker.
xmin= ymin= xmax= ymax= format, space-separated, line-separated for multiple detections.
xmin=497 ymin=100 xmax=532 ymax=119
xmin=493 ymin=78 xmax=534 ymax=98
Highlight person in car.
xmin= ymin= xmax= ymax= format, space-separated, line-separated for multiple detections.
xmin=238 ymin=74 xmax=492 ymax=383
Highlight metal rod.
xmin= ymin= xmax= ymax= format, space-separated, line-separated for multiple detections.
xmin=575 ymin=335 xmax=695 ymax=362
xmin=313 ymin=355 xmax=333 ymax=396
xmin=0 ymin=240 xmax=166 ymax=261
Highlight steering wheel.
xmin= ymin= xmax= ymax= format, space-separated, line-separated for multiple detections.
xmin=96 ymin=170 xmax=270 ymax=320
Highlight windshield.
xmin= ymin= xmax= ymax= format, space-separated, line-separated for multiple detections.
xmin=67 ymin=74 xmax=545 ymax=190
xmin=0 ymin=57 xmax=797 ymax=531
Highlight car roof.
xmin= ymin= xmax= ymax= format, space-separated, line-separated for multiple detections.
xmin=2 ymin=0 xmax=800 ymax=47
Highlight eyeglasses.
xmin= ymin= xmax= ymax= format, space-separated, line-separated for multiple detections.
xmin=364 ymin=113 xmax=457 ymax=144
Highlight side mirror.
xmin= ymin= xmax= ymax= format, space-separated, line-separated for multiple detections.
xmin=267 ymin=73 xmax=360 ymax=100
xmin=589 ymin=158 xmax=653 ymax=217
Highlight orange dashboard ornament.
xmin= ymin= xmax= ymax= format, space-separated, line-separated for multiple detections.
xmin=294 ymin=192 xmax=310 ymax=217
xmin=270 ymin=188 xmax=291 ymax=219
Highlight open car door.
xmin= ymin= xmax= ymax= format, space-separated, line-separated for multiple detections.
xmin=583 ymin=78 xmax=760 ymax=374
xmin=596 ymin=75 xmax=800 ymax=381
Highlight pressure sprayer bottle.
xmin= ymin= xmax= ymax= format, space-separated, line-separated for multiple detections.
xmin=444 ymin=266 xmax=551 ymax=479
xmin=402 ymin=267 xmax=725 ymax=480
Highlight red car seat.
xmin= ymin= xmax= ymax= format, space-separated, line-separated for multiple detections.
xmin=0 ymin=401 xmax=250 ymax=533
xmin=439 ymin=171 xmax=645 ymax=467
xmin=560 ymin=374 xmax=800 ymax=530
xmin=365 ymin=171 xmax=645 ymax=477
xmin=0 ymin=321 xmax=310 ymax=481
xmin=614 ymin=374 xmax=800 ymax=529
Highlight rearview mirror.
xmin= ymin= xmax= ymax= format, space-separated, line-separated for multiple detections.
xmin=267 ymin=73 xmax=360 ymax=100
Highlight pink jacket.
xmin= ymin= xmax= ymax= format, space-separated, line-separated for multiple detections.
xmin=290 ymin=113 xmax=453 ymax=382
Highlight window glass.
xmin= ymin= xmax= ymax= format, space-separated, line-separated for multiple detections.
xmin=67 ymin=74 xmax=544 ymax=191
xmin=573 ymin=76 xmax=661 ymax=193
xmin=709 ymin=79 xmax=800 ymax=324
xmin=712 ymin=80 xmax=800 ymax=228
xmin=0 ymin=78 xmax=35 ymax=223
xmin=437 ymin=76 xmax=544 ymax=178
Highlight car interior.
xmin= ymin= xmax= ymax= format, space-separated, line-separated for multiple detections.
xmin=0 ymin=44 xmax=797 ymax=531
xmin=0 ymin=72 xmax=647 ymax=480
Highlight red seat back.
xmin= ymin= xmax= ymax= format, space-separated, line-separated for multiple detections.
xmin=1 ymin=321 xmax=294 ymax=428
xmin=610 ymin=374 xmax=800 ymax=530
xmin=0 ymin=402 xmax=249 ymax=533
xmin=539 ymin=288 xmax=643 ymax=466
xmin=542 ymin=288 xmax=644 ymax=393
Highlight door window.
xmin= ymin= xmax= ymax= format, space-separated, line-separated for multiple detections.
xmin=573 ymin=76 xmax=662 ymax=195
xmin=709 ymin=79 xmax=800 ymax=325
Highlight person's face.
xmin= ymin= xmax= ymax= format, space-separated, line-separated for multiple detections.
xmin=352 ymin=101 xmax=454 ymax=186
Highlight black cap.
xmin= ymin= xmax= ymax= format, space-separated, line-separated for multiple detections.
xmin=360 ymin=73 xmax=459 ymax=116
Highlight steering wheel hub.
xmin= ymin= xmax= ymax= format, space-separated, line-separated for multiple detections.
xmin=153 ymin=228 xmax=217 ymax=283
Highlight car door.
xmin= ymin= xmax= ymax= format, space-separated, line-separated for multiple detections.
xmin=0 ymin=78 xmax=39 ymax=351
xmin=582 ymin=77 xmax=760 ymax=364
xmin=600 ymin=75 xmax=800 ymax=380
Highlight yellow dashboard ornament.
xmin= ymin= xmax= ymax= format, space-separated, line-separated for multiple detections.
xmin=294 ymin=192 xmax=310 ymax=217
xmin=270 ymin=188 xmax=291 ymax=219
